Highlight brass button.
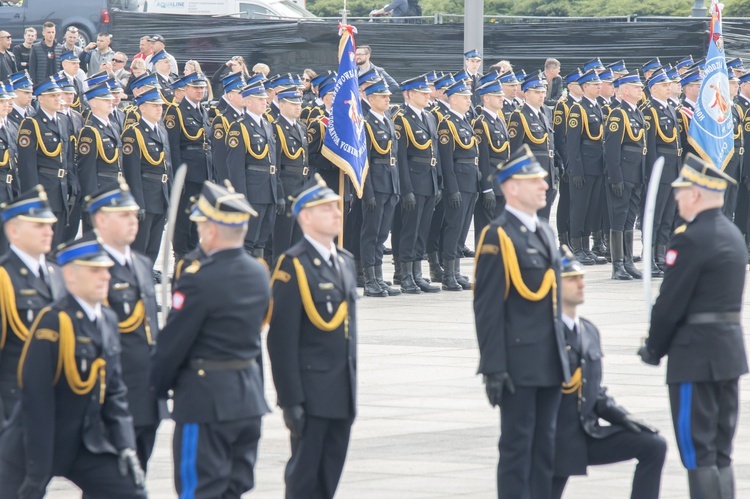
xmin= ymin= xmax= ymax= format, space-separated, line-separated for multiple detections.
xmin=198 ymin=369 xmax=205 ymax=377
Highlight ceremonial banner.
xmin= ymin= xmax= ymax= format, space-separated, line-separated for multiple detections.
xmin=687 ymin=0 xmax=734 ymax=170
xmin=322 ymin=24 xmax=369 ymax=198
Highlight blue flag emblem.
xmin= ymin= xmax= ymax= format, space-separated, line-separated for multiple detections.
xmin=322 ymin=25 xmax=369 ymax=198
xmin=687 ymin=0 xmax=734 ymax=170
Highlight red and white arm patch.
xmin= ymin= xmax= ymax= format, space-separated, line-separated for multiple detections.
xmin=172 ymin=291 xmax=185 ymax=310
xmin=665 ymin=249 xmax=678 ymax=266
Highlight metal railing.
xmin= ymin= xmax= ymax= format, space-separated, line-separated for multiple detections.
xmin=312 ymin=14 xmax=745 ymax=25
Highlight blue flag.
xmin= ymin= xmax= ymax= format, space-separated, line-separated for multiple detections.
xmin=687 ymin=0 xmax=734 ymax=170
xmin=322 ymin=25 xmax=369 ymax=198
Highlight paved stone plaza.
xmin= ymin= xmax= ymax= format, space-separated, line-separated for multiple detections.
xmin=47 ymin=237 xmax=750 ymax=498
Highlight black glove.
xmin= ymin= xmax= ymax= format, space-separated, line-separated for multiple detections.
xmin=637 ymin=345 xmax=660 ymax=366
xmin=610 ymin=182 xmax=624 ymax=198
xmin=482 ymin=191 xmax=496 ymax=211
xmin=283 ymin=404 xmax=306 ymax=438
xmin=117 ymin=448 xmax=145 ymax=488
xmin=447 ymin=191 xmax=462 ymax=210
xmin=484 ymin=372 xmax=515 ymax=408
xmin=401 ymin=192 xmax=416 ymax=211
xmin=560 ymin=170 xmax=569 ymax=183
xmin=18 ymin=477 xmax=47 ymax=499
xmin=363 ymin=197 xmax=377 ymax=212
xmin=435 ymin=189 xmax=443 ymax=205
xmin=572 ymin=175 xmax=585 ymax=190
xmin=137 ymin=209 xmax=145 ymax=222
xmin=622 ymin=414 xmax=659 ymax=434
xmin=275 ymin=198 xmax=286 ymax=215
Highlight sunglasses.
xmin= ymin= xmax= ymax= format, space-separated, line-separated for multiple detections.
xmin=113 ymin=59 xmax=125 ymax=64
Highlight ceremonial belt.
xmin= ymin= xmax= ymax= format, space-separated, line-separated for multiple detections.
xmin=142 ymin=171 xmax=169 ymax=183
xmin=1 ymin=173 xmax=11 ymax=184
xmin=189 ymin=358 xmax=256 ymax=371
xmin=656 ymin=146 xmax=681 ymax=156
xmin=245 ymin=163 xmax=276 ymax=174
xmin=455 ymin=158 xmax=479 ymax=166
xmin=39 ymin=166 xmax=67 ymax=177
xmin=685 ymin=312 xmax=741 ymax=325
xmin=407 ymin=155 xmax=437 ymax=166
xmin=182 ymin=144 xmax=210 ymax=151
xmin=622 ymin=144 xmax=647 ymax=155
xmin=279 ymin=164 xmax=309 ymax=175
xmin=372 ymin=157 xmax=396 ymax=166
xmin=581 ymin=139 xmax=603 ymax=148
xmin=98 ymin=171 xmax=123 ymax=180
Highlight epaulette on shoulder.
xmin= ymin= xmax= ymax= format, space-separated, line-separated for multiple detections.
xmin=183 ymin=260 xmax=201 ymax=274
xmin=673 ymin=224 xmax=688 ymax=235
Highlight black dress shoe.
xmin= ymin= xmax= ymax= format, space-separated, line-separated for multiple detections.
xmin=461 ymin=246 xmax=475 ymax=258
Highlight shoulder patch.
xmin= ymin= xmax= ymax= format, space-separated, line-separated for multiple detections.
xmin=608 ymin=115 xmax=621 ymax=122
xmin=609 ymin=122 xmax=620 ymax=132
xmin=164 ymin=115 xmax=176 ymax=129
xmin=214 ymin=128 xmax=224 ymax=140
xmin=122 ymin=143 xmax=134 ymax=155
xmin=508 ymin=128 xmax=517 ymax=139
xmin=35 ymin=328 xmax=59 ymax=342
xmin=274 ymin=270 xmax=292 ymax=283
xmin=172 ymin=291 xmax=185 ymax=310
xmin=78 ymin=143 xmax=91 ymax=155
xmin=80 ymin=136 xmax=93 ymax=144
xmin=123 ymin=136 xmax=135 ymax=144
xmin=19 ymin=129 xmax=31 ymax=136
xmin=553 ymin=114 xmax=563 ymax=126
xmin=228 ymin=137 xmax=239 ymax=148
xmin=568 ymin=118 xmax=579 ymax=128
xmin=439 ymin=135 xmax=450 ymax=144
xmin=665 ymin=249 xmax=678 ymax=266
xmin=19 ymin=135 xmax=31 ymax=148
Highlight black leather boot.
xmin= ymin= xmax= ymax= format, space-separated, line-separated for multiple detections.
xmin=392 ymin=256 xmax=401 ymax=285
xmin=623 ymin=230 xmax=643 ymax=279
xmin=570 ymin=237 xmax=595 ymax=265
xmin=602 ymin=231 xmax=612 ymax=262
xmin=442 ymin=260 xmax=462 ymax=291
xmin=591 ymin=230 xmax=607 ymax=257
xmin=610 ymin=230 xmax=633 ymax=280
xmin=583 ymin=236 xmax=607 ymax=264
xmin=375 ymin=265 xmax=401 ymax=296
xmin=399 ymin=261 xmax=420 ymax=294
xmin=363 ymin=266 xmax=388 ymax=297
xmin=655 ymin=244 xmax=667 ymax=272
xmin=428 ymin=251 xmax=444 ymax=282
xmin=413 ymin=260 xmax=440 ymax=293
xmin=687 ymin=466 xmax=720 ymax=499
xmin=356 ymin=260 xmax=365 ymax=288
xmin=558 ymin=231 xmax=570 ymax=251
xmin=455 ymin=259 xmax=471 ymax=290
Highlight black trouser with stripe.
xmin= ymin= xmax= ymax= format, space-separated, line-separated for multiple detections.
xmin=668 ymin=379 xmax=740 ymax=470
xmin=174 ymin=417 xmax=262 ymax=499
xmin=360 ymin=192 xmax=398 ymax=267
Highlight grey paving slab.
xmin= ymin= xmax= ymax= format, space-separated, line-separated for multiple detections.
xmin=46 ymin=230 xmax=750 ymax=498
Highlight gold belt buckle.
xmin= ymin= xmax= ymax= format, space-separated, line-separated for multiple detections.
xmin=302 ymin=166 xmax=309 ymax=176
xmin=57 ymin=169 xmax=65 ymax=178
xmin=430 ymin=157 xmax=437 ymax=167
xmin=389 ymin=157 xmax=396 ymax=167
xmin=270 ymin=165 xmax=277 ymax=174
xmin=5 ymin=174 xmax=12 ymax=184
xmin=474 ymin=157 xmax=479 ymax=166
xmin=677 ymin=148 xmax=683 ymax=156
xmin=643 ymin=147 xmax=648 ymax=156
xmin=548 ymin=150 xmax=555 ymax=158
xmin=161 ymin=174 xmax=168 ymax=183
xmin=740 ymin=147 xmax=745 ymax=155
xmin=117 ymin=171 xmax=123 ymax=179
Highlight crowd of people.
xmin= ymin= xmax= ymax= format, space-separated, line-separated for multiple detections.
xmin=0 ymin=18 xmax=744 ymax=499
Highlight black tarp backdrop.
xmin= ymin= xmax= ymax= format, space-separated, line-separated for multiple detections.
xmin=112 ymin=12 xmax=717 ymax=92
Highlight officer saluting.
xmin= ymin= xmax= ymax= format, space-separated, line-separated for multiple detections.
xmin=122 ymin=88 xmax=171 ymax=266
xmin=0 ymin=186 xmax=65 ymax=424
xmin=0 ymin=232 xmax=146 ymax=498
xmin=553 ymin=246 xmax=666 ymax=499
xmin=86 ymin=180 xmax=165 ymax=472
xmin=474 ymin=144 xmax=570 ymax=499
xmin=639 ymin=154 xmax=748 ymax=498
xmin=164 ymin=71 xmax=212 ymax=262
xmin=225 ymin=81 xmax=279 ymax=259
xmin=151 ymin=180 xmax=270 ymax=498
xmin=17 ymin=77 xmax=72 ymax=246
xmin=268 ymin=175 xmax=357 ymax=499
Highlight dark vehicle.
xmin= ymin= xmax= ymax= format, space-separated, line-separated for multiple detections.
xmin=0 ymin=0 xmax=124 ymax=46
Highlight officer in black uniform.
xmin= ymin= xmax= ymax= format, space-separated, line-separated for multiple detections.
xmin=226 ymin=81 xmax=279 ymax=259
xmin=393 ymin=76 xmax=441 ymax=294
xmin=77 ymin=82 xmax=123 ymax=203
xmin=268 ymin=175 xmax=357 ymax=499
xmin=122 ymin=87 xmax=171 ymax=267
xmin=108 ymin=78 xmax=127 ymax=136
xmin=498 ymin=71 xmax=520 ymax=123
xmin=566 ymin=69 xmax=607 ymax=266
xmin=474 ymin=144 xmax=570 ymax=499
xmin=165 ymin=71 xmax=212 ymax=261
xmin=58 ymin=51 xmax=85 ymax=114
xmin=265 ymin=74 xmax=297 ymax=124
xmin=361 ymin=79 xmax=400 ymax=297
xmin=604 ymin=73 xmax=647 ymax=281
xmin=86 ymin=180 xmax=165 ymax=472
xmin=17 ymin=77 xmax=72 ymax=247
xmin=508 ymin=71 xmax=558 ymax=221
xmin=123 ymin=73 xmax=161 ymax=130
xmin=677 ymin=68 xmax=702 ymax=162
xmin=0 ymin=82 xmax=19 ymax=223
xmin=725 ymin=74 xmax=744 ymax=221
xmin=272 ymin=88 xmax=310 ymax=260
xmin=734 ymin=71 xmax=750 ymax=255
xmin=463 ymin=49 xmax=482 ymax=107
xmin=0 ymin=186 xmax=64 ymax=424
xmin=0 ymin=232 xmax=146 ymax=499
xmin=553 ymin=246 xmax=666 ymax=499
xmin=644 ymin=69 xmax=681 ymax=278
xmin=552 ymin=68 xmax=583 ymax=250
xmin=640 ymin=58 xmax=663 ymax=104
xmin=639 ymin=155 xmax=748 ymax=499
xmin=301 ymin=71 xmax=335 ymax=126
xmin=210 ymin=73 xmax=245 ymax=183
xmin=152 ymin=50 xmax=175 ymax=105
xmin=7 ymin=71 xmax=34 ymax=128
xmin=472 ymin=80 xmax=510 ymax=245
xmin=151 ymin=180 xmax=270 ymax=498
xmin=437 ymin=80 xmax=479 ymax=291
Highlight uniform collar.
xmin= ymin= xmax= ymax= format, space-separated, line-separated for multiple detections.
xmin=562 ymin=313 xmax=580 ymax=333
xmin=103 ymin=244 xmax=132 ymax=267
xmin=368 ymin=110 xmax=385 ymax=122
xmin=10 ymin=245 xmax=46 ymax=278
xmin=304 ymin=234 xmax=337 ymax=266
xmin=505 ymin=204 xmax=539 ymax=232
xmin=73 ymin=295 xmax=102 ymax=322
xmin=482 ymin=107 xmax=499 ymax=121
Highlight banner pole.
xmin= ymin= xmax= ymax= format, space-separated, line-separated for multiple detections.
xmin=338 ymin=169 xmax=345 ymax=248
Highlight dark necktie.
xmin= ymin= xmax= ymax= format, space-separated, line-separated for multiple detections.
xmin=329 ymin=254 xmax=342 ymax=283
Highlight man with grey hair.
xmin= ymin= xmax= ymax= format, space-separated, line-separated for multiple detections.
xmin=544 ymin=58 xmax=563 ymax=107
